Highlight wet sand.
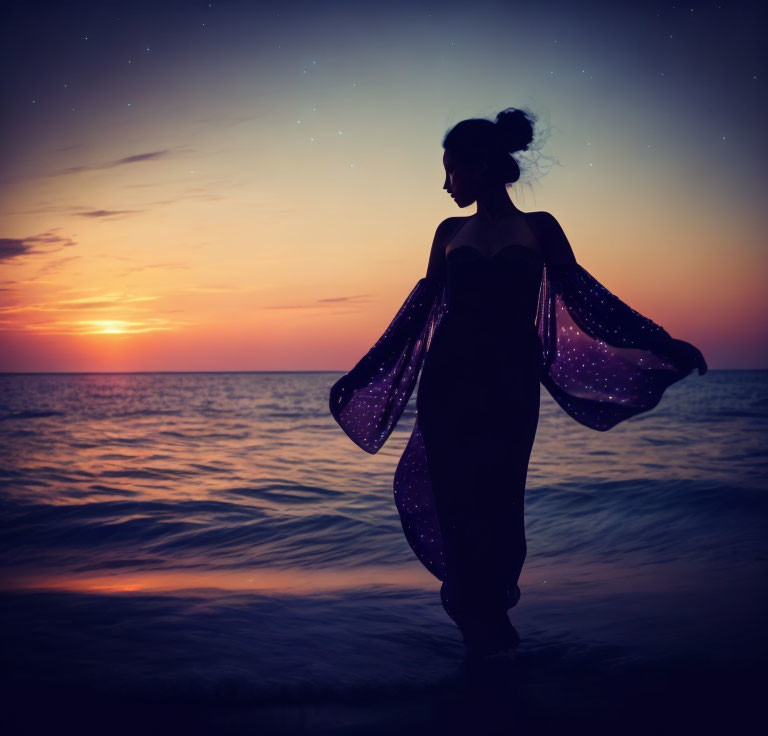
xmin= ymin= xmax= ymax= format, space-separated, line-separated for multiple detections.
xmin=2 ymin=582 xmax=763 ymax=735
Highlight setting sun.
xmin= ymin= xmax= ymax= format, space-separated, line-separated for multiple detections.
xmin=92 ymin=320 xmax=130 ymax=334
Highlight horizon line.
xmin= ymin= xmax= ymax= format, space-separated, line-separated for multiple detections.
xmin=0 ymin=368 xmax=764 ymax=376
xmin=0 ymin=370 xmax=345 ymax=375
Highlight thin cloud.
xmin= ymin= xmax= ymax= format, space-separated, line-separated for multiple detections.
xmin=11 ymin=203 xmax=148 ymax=216
xmin=317 ymin=294 xmax=372 ymax=303
xmin=53 ymin=149 xmax=172 ymax=177
xmin=264 ymin=294 xmax=373 ymax=310
xmin=0 ymin=239 xmax=35 ymax=261
xmin=113 ymin=151 xmax=169 ymax=166
xmin=11 ymin=317 xmax=184 ymax=335
xmin=51 ymin=144 xmax=84 ymax=153
xmin=75 ymin=209 xmax=142 ymax=218
xmin=32 ymin=230 xmax=77 ymax=247
xmin=0 ymin=293 xmax=158 ymax=314
xmin=33 ymin=255 xmax=81 ymax=279
xmin=0 ymin=230 xmax=77 ymax=262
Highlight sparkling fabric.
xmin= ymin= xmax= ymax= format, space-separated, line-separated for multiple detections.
xmin=329 ymin=258 xmax=698 ymax=586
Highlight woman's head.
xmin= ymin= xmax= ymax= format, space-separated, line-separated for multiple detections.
xmin=442 ymin=107 xmax=537 ymax=207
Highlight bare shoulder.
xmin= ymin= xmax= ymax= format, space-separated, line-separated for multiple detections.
xmin=435 ymin=216 xmax=469 ymax=242
xmin=524 ymin=210 xmax=557 ymax=229
xmin=425 ymin=217 xmax=468 ymax=281
xmin=437 ymin=216 xmax=472 ymax=253
xmin=524 ymin=210 xmax=576 ymax=265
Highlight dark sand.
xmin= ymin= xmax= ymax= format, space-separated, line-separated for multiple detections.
xmin=2 ymin=584 xmax=763 ymax=735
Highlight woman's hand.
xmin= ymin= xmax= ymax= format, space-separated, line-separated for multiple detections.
xmin=653 ymin=338 xmax=708 ymax=375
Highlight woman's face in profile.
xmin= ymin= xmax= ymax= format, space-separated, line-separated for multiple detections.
xmin=443 ymin=148 xmax=483 ymax=208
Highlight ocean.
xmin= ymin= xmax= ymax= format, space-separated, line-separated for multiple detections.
xmin=1 ymin=371 xmax=766 ymax=734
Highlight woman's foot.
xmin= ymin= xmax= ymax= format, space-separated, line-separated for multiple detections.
xmin=440 ymin=581 xmax=521 ymax=656
xmin=465 ymin=641 xmax=515 ymax=658
xmin=461 ymin=611 xmax=520 ymax=657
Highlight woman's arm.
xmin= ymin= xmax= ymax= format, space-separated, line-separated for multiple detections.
xmin=534 ymin=211 xmax=577 ymax=266
xmin=425 ymin=218 xmax=463 ymax=281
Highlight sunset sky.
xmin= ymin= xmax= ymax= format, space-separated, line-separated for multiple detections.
xmin=1 ymin=0 xmax=765 ymax=372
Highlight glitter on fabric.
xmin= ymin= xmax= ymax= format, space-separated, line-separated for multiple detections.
xmin=329 ymin=252 xmax=700 ymax=596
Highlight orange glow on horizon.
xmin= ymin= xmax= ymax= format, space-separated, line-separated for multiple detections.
xmin=2 ymin=566 xmax=437 ymax=596
xmin=1 ymin=10 xmax=765 ymax=372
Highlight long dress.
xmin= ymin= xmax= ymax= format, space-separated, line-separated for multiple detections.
xmin=328 ymin=224 xmax=703 ymax=647
xmin=416 ymin=243 xmax=543 ymax=643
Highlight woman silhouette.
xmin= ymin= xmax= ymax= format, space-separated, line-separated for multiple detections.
xmin=329 ymin=107 xmax=707 ymax=658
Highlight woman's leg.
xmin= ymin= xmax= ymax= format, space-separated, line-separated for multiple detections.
xmin=423 ymin=374 xmax=540 ymax=647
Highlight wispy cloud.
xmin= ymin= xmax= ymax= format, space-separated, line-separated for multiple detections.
xmin=53 ymin=149 xmax=172 ymax=177
xmin=113 ymin=151 xmax=169 ymax=166
xmin=0 ymin=239 xmax=35 ymax=261
xmin=0 ymin=293 xmax=159 ymax=314
xmin=75 ymin=209 xmax=142 ymax=218
xmin=15 ymin=317 xmax=183 ymax=335
xmin=51 ymin=143 xmax=84 ymax=154
xmin=6 ymin=185 xmax=226 ymax=221
xmin=317 ymin=295 xmax=372 ymax=303
xmin=32 ymin=255 xmax=81 ymax=279
xmin=264 ymin=294 xmax=372 ymax=310
xmin=0 ymin=230 xmax=77 ymax=262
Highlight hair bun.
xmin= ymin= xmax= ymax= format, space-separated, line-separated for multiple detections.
xmin=494 ymin=108 xmax=535 ymax=153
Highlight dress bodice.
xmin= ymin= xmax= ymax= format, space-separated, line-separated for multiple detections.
xmin=422 ymin=243 xmax=545 ymax=376
xmin=444 ymin=243 xmax=544 ymax=332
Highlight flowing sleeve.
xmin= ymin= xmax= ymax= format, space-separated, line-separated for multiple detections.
xmin=536 ymin=261 xmax=701 ymax=431
xmin=329 ymin=276 xmax=445 ymax=454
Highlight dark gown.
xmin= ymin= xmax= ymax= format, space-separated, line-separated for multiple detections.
xmin=328 ymin=229 xmax=704 ymax=650
xmin=416 ymin=244 xmax=544 ymax=644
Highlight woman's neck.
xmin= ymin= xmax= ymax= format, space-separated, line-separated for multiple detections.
xmin=474 ymin=186 xmax=521 ymax=222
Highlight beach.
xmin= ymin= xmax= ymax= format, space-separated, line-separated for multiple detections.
xmin=1 ymin=371 xmax=766 ymax=733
